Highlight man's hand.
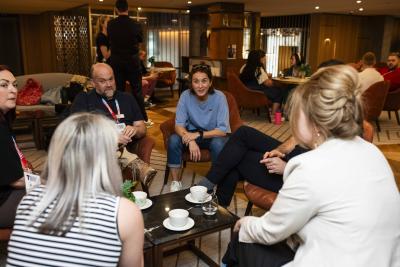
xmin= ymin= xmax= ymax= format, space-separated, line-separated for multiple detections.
xmin=182 ymin=132 xmax=200 ymax=145
xmin=262 ymin=149 xmax=285 ymax=159
xmin=123 ymin=125 xmax=138 ymax=139
xmin=188 ymin=141 xmax=201 ymax=162
xmin=260 ymin=157 xmax=287 ymax=175
xmin=118 ymin=134 xmax=132 ymax=146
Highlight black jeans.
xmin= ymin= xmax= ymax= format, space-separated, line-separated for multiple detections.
xmin=110 ymin=56 xmax=148 ymax=121
xmin=222 ymin=232 xmax=295 ymax=267
xmin=206 ymin=126 xmax=307 ymax=206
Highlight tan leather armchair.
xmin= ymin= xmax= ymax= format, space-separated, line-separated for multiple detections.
xmin=154 ymin=61 xmax=176 ymax=97
xmin=226 ymin=71 xmax=272 ymax=122
xmin=362 ymin=80 xmax=390 ymax=131
xmin=383 ymin=87 xmax=400 ymax=125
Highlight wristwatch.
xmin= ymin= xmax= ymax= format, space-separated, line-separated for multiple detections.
xmin=198 ymin=130 xmax=204 ymax=140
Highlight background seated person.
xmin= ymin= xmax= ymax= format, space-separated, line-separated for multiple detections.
xmin=358 ymin=51 xmax=383 ymax=93
xmin=167 ymin=64 xmax=230 ymax=192
xmin=0 ymin=65 xmax=26 ymax=228
xmin=222 ymin=65 xmax=400 ymax=267
xmin=139 ymin=50 xmax=158 ymax=108
xmin=240 ymin=49 xmax=283 ymax=116
xmin=7 ymin=113 xmax=144 ymax=267
xmin=378 ymin=52 xmax=400 ymax=92
xmin=198 ymin=130 xmax=307 ymax=207
xmin=283 ymin=53 xmax=302 ymax=77
xmin=70 ymin=63 xmax=156 ymax=184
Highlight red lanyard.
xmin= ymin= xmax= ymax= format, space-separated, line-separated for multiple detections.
xmin=12 ymin=137 xmax=28 ymax=169
xmin=101 ymin=98 xmax=120 ymax=123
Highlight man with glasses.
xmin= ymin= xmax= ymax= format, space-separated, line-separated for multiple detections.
xmin=378 ymin=52 xmax=400 ymax=92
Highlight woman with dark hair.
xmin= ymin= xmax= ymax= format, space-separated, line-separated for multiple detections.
xmin=167 ymin=64 xmax=230 ymax=192
xmin=240 ymin=50 xmax=282 ymax=116
xmin=283 ymin=53 xmax=302 ymax=77
xmin=0 ymin=65 xmax=26 ymax=228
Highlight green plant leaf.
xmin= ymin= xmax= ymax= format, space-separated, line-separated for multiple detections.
xmin=121 ymin=180 xmax=137 ymax=203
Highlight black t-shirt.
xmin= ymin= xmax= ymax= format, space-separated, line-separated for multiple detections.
xmin=107 ymin=15 xmax=143 ymax=58
xmin=0 ymin=121 xmax=24 ymax=205
xmin=70 ymin=90 xmax=143 ymax=125
xmin=96 ymin=32 xmax=110 ymax=63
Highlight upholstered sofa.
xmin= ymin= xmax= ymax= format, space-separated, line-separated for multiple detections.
xmin=15 ymin=73 xmax=87 ymax=114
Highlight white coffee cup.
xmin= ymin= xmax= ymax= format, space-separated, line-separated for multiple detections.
xmin=168 ymin=209 xmax=189 ymax=227
xmin=190 ymin=185 xmax=207 ymax=202
xmin=132 ymin=191 xmax=147 ymax=207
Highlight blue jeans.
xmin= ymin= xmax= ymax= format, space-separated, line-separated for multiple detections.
xmin=167 ymin=134 xmax=228 ymax=168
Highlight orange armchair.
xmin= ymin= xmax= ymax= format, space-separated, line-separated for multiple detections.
xmin=243 ymin=120 xmax=374 ymax=215
xmin=362 ymin=80 xmax=390 ymax=131
xmin=154 ymin=61 xmax=176 ymax=97
xmin=226 ymin=71 xmax=272 ymax=122
xmin=160 ymin=91 xmax=243 ymax=185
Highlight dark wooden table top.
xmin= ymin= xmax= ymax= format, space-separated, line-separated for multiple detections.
xmin=142 ymin=189 xmax=238 ymax=246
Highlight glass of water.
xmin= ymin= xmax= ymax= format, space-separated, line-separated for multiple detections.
xmin=202 ymin=193 xmax=218 ymax=216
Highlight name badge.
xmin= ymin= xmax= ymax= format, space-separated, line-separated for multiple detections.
xmin=116 ymin=122 xmax=126 ymax=133
xmin=116 ymin=114 xmax=125 ymax=119
xmin=24 ymin=171 xmax=41 ymax=193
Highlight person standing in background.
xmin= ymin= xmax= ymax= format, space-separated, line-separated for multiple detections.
xmin=95 ymin=15 xmax=111 ymax=64
xmin=107 ymin=0 xmax=148 ymax=122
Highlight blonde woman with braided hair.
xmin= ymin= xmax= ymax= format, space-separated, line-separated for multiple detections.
xmin=222 ymin=65 xmax=400 ymax=267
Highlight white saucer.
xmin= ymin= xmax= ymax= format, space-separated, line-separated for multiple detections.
xmin=139 ymin=199 xmax=152 ymax=210
xmin=163 ymin=217 xmax=195 ymax=231
xmin=185 ymin=193 xmax=212 ymax=204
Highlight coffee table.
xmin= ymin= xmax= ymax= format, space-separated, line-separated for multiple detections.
xmin=142 ymin=189 xmax=238 ymax=267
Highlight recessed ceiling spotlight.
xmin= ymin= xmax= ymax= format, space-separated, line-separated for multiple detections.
xmin=99 ymin=0 xmax=103 ymax=2
xmin=356 ymin=0 xmax=362 ymax=3
xmin=138 ymin=7 xmax=142 ymax=11
xmin=315 ymin=6 xmax=320 ymax=10
xmin=187 ymin=1 xmax=192 ymax=4
xmin=186 ymin=9 xmax=190 ymax=13
xmin=359 ymin=7 xmax=364 ymax=11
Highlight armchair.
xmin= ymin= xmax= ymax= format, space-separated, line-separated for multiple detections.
xmin=362 ymin=80 xmax=390 ymax=131
xmin=226 ymin=71 xmax=272 ymax=122
xmin=154 ymin=61 xmax=176 ymax=97
xmin=383 ymin=87 xmax=400 ymax=125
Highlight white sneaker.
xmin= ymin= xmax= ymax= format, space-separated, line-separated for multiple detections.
xmin=170 ymin=181 xmax=182 ymax=192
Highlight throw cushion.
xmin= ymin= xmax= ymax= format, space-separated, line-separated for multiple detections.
xmin=41 ymin=86 xmax=62 ymax=105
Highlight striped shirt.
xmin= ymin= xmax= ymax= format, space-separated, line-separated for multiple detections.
xmin=7 ymin=186 xmax=122 ymax=267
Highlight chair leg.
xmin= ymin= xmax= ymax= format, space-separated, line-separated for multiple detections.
xmin=163 ymin=165 xmax=170 ymax=185
xmin=266 ymin=106 xmax=272 ymax=123
xmin=170 ymin=85 xmax=174 ymax=97
xmin=256 ymin=108 xmax=260 ymax=116
xmin=396 ymin=111 xmax=400 ymax=125
xmin=388 ymin=111 xmax=391 ymax=119
xmin=245 ymin=201 xmax=253 ymax=216
xmin=375 ymin=119 xmax=381 ymax=132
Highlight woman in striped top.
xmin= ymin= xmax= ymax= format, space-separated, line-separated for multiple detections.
xmin=7 ymin=113 xmax=144 ymax=267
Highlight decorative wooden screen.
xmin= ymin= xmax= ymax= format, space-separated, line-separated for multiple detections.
xmin=54 ymin=14 xmax=90 ymax=75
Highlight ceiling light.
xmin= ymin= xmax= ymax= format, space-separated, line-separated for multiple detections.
xmin=137 ymin=7 xmax=142 ymax=11
xmin=359 ymin=7 xmax=364 ymax=11
xmin=99 ymin=0 xmax=103 ymax=2
xmin=315 ymin=6 xmax=320 ymax=10
xmin=356 ymin=0 xmax=362 ymax=3
xmin=187 ymin=1 xmax=192 ymax=4
xmin=186 ymin=10 xmax=190 ymax=13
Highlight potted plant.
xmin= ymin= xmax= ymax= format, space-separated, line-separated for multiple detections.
xmin=148 ymin=56 xmax=155 ymax=67
xmin=299 ymin=64 xmax=311 ymax=78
